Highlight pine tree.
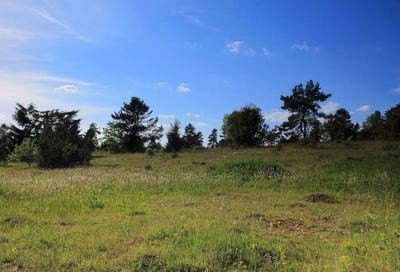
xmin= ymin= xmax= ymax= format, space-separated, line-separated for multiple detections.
xmin=165 ymin=120 xmax=182 ymax=152
xmin=280 ymin=80 xmax=331 ymax=143
xmin=110 ymin=97 xmax=162 ymax=152
xmin=207 ymin=128 xmax=218 ymax=148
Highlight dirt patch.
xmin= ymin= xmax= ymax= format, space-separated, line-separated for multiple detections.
xmin=305 ymin=194 xmax=338 ymax=203
xmin=245 ymin=214 xmax=334 ymax=233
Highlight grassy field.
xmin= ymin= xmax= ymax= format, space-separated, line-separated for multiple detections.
xmin=0 ymin=142 xmax=399 ymax=271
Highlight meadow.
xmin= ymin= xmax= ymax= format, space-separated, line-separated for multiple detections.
xmin=0 ymin=141 xmax=399 ymax=271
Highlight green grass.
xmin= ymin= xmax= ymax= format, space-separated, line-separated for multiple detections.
xmin=0 ymin=141 xmax=399 ymax=271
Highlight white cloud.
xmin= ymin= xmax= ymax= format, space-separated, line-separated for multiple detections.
xmin=321 ymin=102 xmax=340 ymax=114
xmin=356 ymin=105 xmax=370 ymax=112
xmin=193 ymin=114 xmax=201 ymax=118
xmin=54 ymin=84 xmax=79 ymax=94
xmin=185 ymin=112 xmax=192 ymax=116
xmin=156 ymin=81 xmax=167 ymax=87
xmin=177 ymin=83 xmax=191 ymax=93
xmin=226 ymin=41 xmax=243 ymax=53
xmin=158 ymin=114 xmax=175 ymax=119
xmin=262 ymin=48 xmax=271 ymax=56
xmin=192 ymin=121 xmax=207 ymax=127
xmin=2 ymin=72 xmax=91 ymax=86
xmin=291 ymin=42 xmax=310 ymax=51
xmin=265 ymin=111 xmax=291 ymax=124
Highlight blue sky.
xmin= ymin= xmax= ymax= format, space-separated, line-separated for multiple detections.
xmin=1 ymin=0 xmax=399 ymax=139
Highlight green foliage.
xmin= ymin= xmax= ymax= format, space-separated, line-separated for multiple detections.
xmin=146 ymin=148 xmax=155 ymax=157
xmin=207 ymin=128 xmax=218 ymax=148
xmin=101 ymin=122 xmax=124 ymax=153
xmin=182 ymin=123 xmax=203 ymax=149
xmin=84 ymin=123 xmax=100 ymax=151
xmin=36 ymin=110 xmax=91 ymax=168
xmin=383 ymin=104 xmax=400 ymax=140
xmin=0 ymin=124 xmax=12 ymax=165
xmin=323 ymin=108 xmax=358 ymax=141
xmin=166 ymin=120 xmax=183 ymax=152
xmin=281 ymin=80 xmax=331 ymax=143
xmin=222 ymin=104 xmax=268 ymax=147
xmin=8 ymin=138 xmax=37 ymax=166
xmin=360 ymin=111 xmax=384 ymax=140
xmin=10 ymin=103 xmax=41 ymax=147
xmin=110 ymin=97 xmax=162 ymax=152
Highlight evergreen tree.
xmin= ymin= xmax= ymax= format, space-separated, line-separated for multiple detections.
xmin=182 ymin=123 xmax=198 ymax=149
xmin=165 ymin=120 xmax=182 ymax=152
xmin=84 ymin=123 xmax=100 ymax=152
xmin=37 ymin=110 xmax=91 ymax=168
xmin=195 ymin=131 xmax=204 ymax=148
xmin=10 ymin=103 xmax=41 ymax=146
xmin=323 ymin=108 xmax=357 ymax=141
xmin=383 ymin=104 xmax=400 ymax=140
xmin=0 ymin=124 xmax=12 ymax=165
xmin=207 ymin=128 xmax=218 ymax=148
xmin=280 ymin=80 xmax=331 ymax=143
xmin=147 ymin=125 xmax=164 ymax=150
xmin=360 ymin=111 xmax=384 ymax=140
xmin=110 ymin=97 xmax=162 ymax=152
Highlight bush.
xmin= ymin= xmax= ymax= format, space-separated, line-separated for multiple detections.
xmin=146 ymin=148 xmax=155 ymax=157
xmin=36 ymin=110 xmax=92 ymax=168
xmin=8 ymin=138 xmax=37 ymax=166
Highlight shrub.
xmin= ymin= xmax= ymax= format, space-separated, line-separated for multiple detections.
xmin=146 ymin=148 xmax=155 ymax=157
xmin=8 ymin=138 xmax=37 ymax=166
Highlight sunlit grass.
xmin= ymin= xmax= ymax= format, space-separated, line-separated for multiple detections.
xmin=0 ymin=141 xmax=399 ymax=271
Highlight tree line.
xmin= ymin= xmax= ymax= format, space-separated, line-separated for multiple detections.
xmin=0 ymin=80 xmax=399 ymax=168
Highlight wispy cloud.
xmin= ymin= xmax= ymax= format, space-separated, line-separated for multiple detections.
xmin=54 ymin=84 xmax=79 ymax=94
xmin=2 ymin=72 xmax=91 ymax=86
xmin=158 ymin=114 xmax=175 ymax=119
xmin=28 ymin=8 xmax=92 ymax=43
xmin=262 ymin=48 xmax=271 ymax=56
xmin=177 ymin=10 xmax=220 ymax=32
xmin=156 ymin=81 xmax=167 ymax=87
xmin=292 ymin=42 xmax=319 ymax=52
xmin=192 ymin=121 xmax=207 ymax=127
xmin=246 ymin=48 xmax=256 ymax=56
xmin=226 ymin=41 xmax=243 ymax=53
xmin=265 ymin=111 xmax=290 ymax=124
xmin=177 ymin=83 xmax=191 ymax=93
xmin=321 ymin=102 xmax=340 ymax=114
xmin=356 ymin=105 xmax=370 ymax=112
xmin=186 ymin=112 xmax=201 ymax=118
xmin=392 ymin=87 xmax=400 ymax=94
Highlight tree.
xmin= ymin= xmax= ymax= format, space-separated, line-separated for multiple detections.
xmin=8 ymin=138 xmax=37 ymax=166
xmin=182 ymin=123 xmax=203 ymax=149
xmin=280 ymin=80 xmax=331 ymax=144
xmin=207 ymin=128 xmax=218 ymax=148
xmin=101 ymin=122 xmax=124 ymax=153
xmin=222 ymin=104 xmax=268 ymax=147
xmin=10 ymin=103 xmax=41 ymax=146
xmin=37 ymin=110 xmax=91 ymax=168
xmin=360 ymin=111 xmax=384 ymax=140
xmin=147 ymin=125 xmax=164 ymax=150
xmin=165 ymin=120 xmax=182 ymax=152
xmin=323 ymin=108 xmax=357 ymax=141
xmin=0 ymin=124 xmax=12 ymax=165
xmin=309 ymin=118 xmax=322 ymax=145
xmin=84 ymin=123 xmax=100 ymax=152
xmin=110 ymin=97 xmax=162 ymax=152
xmin=383 ymin=104 xmax=400 ymax=140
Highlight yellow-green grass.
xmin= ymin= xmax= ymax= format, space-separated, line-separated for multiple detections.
xmin=0 ymin=142 xmax=399 ymax=271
